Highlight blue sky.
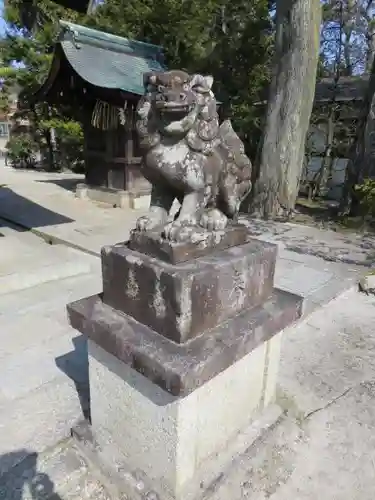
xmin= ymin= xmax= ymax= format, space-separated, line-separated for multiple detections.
xmin=0 ymin=0 xmax=7 ymax=37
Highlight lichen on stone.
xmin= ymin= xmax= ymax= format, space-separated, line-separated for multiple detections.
xmin=133 ymin=70 xmax=253 ymax=242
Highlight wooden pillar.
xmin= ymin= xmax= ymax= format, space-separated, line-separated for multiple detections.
xmin=125 ymin=102 xmax=134 ymax=163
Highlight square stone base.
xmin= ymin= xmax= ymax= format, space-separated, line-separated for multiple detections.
xmin=80 ymin=331 xmax=284 ymax=500
xmin=101 ymin=239 xmax=277 ymax=343
xmin=75 ymin=183 xmax=151 ymax=210
xmin=67 ymin=289 xmax=302 ymax=397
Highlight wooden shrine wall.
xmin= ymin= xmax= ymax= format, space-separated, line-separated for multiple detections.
xmin=83 ymin=101 xmax=150 ymax=193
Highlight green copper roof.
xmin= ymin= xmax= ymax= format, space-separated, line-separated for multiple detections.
xmin=57 ymin=20 xmax=165 ymax=96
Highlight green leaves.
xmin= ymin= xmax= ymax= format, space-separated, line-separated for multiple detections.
xmin=0 ymin=66 xmax=18 ymax=77
xmin=40 ymin=117 xmax=84 ymax=141
xmin=6 ymin=133 xmax=38 ymax=168
xmin=88 ymin=0 xmax=272 ymax=159
xmin=355 ymin=179 xmax=375 ymax=216
xmin=3 ymin=0 xmax=82 ymax=91
xmin=1 ymin=0 xmax=86 ymax=170
xmin=2 ymin=0 xmax=272 ymax=168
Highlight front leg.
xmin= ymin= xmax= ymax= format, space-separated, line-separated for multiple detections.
xmin=200 ymin=208 xmax=228 ymax=231
xmin=163 ymin=190 xmax=205 ymax=241
xmin=136 ymin=184 xmax=175 ymax=232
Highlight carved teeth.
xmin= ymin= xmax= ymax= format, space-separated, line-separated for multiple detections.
xmin=159 ymin=104 xmax=190 ymax=113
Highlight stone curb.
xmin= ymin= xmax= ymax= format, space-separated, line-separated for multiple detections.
xmin=0 ymin=213 xmax=100 ymax=257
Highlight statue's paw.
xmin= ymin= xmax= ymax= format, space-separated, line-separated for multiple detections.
xmin=136 ymin=207 xmax=169 ymax=232
xmin=200 ymin=209 xmax=228 ymax=231
xmin=135 ymin=216 xmax=151 ymax=232
xmin=162 ymin=222 xmax=181 ymax=242
xmin=135 ymin=215 xmax=160 ymax=232
xmin=162 ymin=222 xmax=191 ymax=242
xmin=176 ymin=214 xmax=198 ymax=226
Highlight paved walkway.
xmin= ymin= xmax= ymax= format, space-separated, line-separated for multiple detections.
xmin=0 ymin=221 xmax=101 ymax=478
xmin=212 ymin=288 xmax=375 ymax=500
xmin=0 ymin=167 xmax=147 ymax=255
xmin=0 ymin=441 xmax=112 ymax=499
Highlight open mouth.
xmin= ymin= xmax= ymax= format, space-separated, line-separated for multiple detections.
xmin=156 ymin=102 xmax=193 ymax=113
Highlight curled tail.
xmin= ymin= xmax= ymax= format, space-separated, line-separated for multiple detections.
xmin=217 ymin=120 xmax=253 ymax=218
xmin=135 ymin=96 xmax=160 ymax=150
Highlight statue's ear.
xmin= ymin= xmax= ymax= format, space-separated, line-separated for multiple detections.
xmin=204 ymin=75 xmax=214 ymax=90
xmin=143 ymin=72 xmax=158 ymax=88
xmin=190 ymin=74 xmax=214 ymax=92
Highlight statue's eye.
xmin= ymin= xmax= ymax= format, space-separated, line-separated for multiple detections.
xmin=158 ymin=85 xmax=165 ymax=92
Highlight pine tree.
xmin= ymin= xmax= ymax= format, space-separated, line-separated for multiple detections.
xmin=2 ymin=0 xmax=272 ymax=170
xmin=86 ymin=0 xmax=272 ymax=159
xmin=1 ymin=0 xmax=84 ymax=169
xmin=320 ymin=0 xmax=375 ymax=76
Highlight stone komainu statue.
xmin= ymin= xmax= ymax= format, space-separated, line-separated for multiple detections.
xmin=135 ymin=70 xmax=252 ymax=241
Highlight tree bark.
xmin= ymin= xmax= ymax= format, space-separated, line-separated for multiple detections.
xmin=365 ymin=0 xmax=375 ymax=72
xmin=247 ymin=0 xmax=321 ymax=219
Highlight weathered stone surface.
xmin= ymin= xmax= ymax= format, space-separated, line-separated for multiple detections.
xmin=128 ymin=223 xmax=250 ymax=264
xmin=359 ymin=272 xmax=375 ymax=295
xmin=67 ymin=288 xmax=302 ymax=397
xmin=101 ymin=238 xmax=277 ymax=343
xmin=134 ymin=70 xmax=252 ymax=241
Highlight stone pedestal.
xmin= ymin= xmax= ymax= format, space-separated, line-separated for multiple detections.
xmin=67 ymin=224 xmax=303 ymax=500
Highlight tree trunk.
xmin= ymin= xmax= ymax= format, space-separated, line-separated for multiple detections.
xmin=247 ymin=0 xmax=321 ymax=219
xmin=44 ymin=128 xmax=56 ymax=171
xmin=340 ymin=57 xmax=375 ymax=215
xmin=365 ymin=0 xmax=375 ymax=73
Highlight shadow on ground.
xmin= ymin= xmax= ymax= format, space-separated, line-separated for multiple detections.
xmin=55 ymin=336 xmax=91 ymax=421
xmin=37 ymin=178 xmax=82 ymax=193
xmin=0 ymin=216 xmax=29 ymax=236
xmin=0 ymin=451 xmax=63 ymax=499
xmin=0 ymin=187 xmax=74 ymax=228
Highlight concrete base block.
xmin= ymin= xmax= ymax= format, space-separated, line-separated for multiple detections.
xmin=73 ymin=404 xmax=283 ymax=500
xmin=75 ymin=183 xmax=150 ymax=210
xmin=85 ymin=332 xmax=284 ymax=500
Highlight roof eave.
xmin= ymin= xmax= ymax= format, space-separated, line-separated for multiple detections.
xmin=59 ymin=20 xmax=164 ymax=59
